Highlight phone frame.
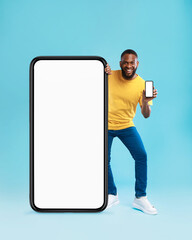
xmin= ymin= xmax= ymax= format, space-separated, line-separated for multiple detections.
xmin=29 ymin=56 xmax=108 ymax=212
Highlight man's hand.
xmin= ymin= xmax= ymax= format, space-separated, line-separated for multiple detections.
xmin=105 ymin=63 xmax=112 ymax=75
xmin=141 ymin=87 xmax=158 ymax=118
xmin=142 ymin=87 xmax=158 ymax=104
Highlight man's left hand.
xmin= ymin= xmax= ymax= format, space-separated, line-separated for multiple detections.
xmin=142 ymin=87 xmax=158 ymax=104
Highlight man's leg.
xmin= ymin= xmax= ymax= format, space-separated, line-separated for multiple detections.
xmin=117 ymin=127 xmax=147 ymax=198
xmin=108 ymin=130 xmax=117 ymax=195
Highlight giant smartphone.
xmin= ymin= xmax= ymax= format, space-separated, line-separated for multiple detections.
xmin=30 ymin=56 xmax=108 ymax=212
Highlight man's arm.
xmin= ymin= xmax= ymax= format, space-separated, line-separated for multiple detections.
xmin=141 ymin=88 xmax=158 ymax=118
xmin=141 ymin=101 xmax=151 ymax=118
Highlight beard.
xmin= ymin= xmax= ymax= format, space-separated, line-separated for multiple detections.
xmin=121 ymin=67 xmax=137 ymax=80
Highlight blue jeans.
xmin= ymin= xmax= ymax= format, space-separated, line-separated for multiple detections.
xmin=108 ymin=126 xmax=147 ymax=198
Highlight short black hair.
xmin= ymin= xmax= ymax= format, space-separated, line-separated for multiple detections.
xmin=121 ymin=49 xmax=138 ymax=59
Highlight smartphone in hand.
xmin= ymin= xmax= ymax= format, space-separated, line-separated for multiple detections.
xmin=145 ymin=81 xmax=153 ymax=97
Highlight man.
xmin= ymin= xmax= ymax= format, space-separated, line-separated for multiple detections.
xmin=105 ymin=49 xmax=158 ymax=215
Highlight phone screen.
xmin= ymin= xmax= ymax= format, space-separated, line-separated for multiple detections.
xmin=30 ymin=57 xmax=107 ymax=212
xmin=145 ymin=81 xmax=153 ymax=98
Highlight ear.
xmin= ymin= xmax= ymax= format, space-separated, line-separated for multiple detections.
xmin=137 ymin=60 xmax=139 ymax=68
xmin=119 ymin=61 xmax=122 ymax=68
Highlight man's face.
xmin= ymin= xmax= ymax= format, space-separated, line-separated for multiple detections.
xmin=120 ymin=54 xmax=139 ymax=80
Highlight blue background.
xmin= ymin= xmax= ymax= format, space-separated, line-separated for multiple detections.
xmin=0 ymin=0 xmax=192 ymax=239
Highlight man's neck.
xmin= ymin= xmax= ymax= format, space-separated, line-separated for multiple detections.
xmin=121 ymin=72 xmax=138 ymax=81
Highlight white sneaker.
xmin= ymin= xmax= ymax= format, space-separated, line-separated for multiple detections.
xmin=132 ymin=196 xmax=158 ymax=215
xmin=106 ymin=194 xmax=120 ymax=209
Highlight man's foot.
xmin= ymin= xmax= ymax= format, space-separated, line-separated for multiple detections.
xmin=106 ymin=194 xmax=120 ymax=209
xmin=132 ymin=196 xmax=157 ymax=215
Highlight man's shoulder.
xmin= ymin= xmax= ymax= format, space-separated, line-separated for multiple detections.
xmin=136 ymin=75 xmax=145 ymax=82
xmin=111 ymin=70 xmax=120 ymax=74
xmin=108 ymin=70 xmax=120 ymax=79
xmin=136 ymin=75 xmax=146 ymax=87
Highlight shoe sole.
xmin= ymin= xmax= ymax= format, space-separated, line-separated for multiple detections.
xmin=106 ymin=200 xmax=120 ymax=209
xmin=132 ymin=202 xmax=158 ymax=215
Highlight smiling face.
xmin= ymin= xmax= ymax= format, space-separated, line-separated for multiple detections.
xmin=120 ymin=53 xmax=139 ymax=80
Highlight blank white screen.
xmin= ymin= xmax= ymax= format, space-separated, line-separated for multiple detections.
xmin=145 ymin=81 xmax=153 ymax=97
xmin=33 ymin=60 xmax=104 ymax=209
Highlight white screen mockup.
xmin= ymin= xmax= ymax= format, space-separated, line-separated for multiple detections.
xmin=145 ymin=81 xmax=153 ymax=97
xmin=33 ymin=59 xmax=105 ymax=209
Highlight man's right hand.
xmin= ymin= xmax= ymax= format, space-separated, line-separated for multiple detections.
xmin=105 ymin=63 xmax=112 ymax=75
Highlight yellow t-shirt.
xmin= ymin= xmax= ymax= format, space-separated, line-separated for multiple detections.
xmin=108 ymin=70 xmax=152 ymax=130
